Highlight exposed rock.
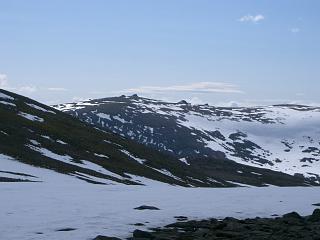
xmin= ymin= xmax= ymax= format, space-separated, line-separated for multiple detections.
xmin=126 ymin=209 xmax=320 ymax=240
xmin=133 ymin=223 xmax=145 ymax=226
xmin=131 ymin=94 xmax=139 ymax=99
xmin=178 ymin=100 xmax=188 ymax=104
xmin=309 ymin=208 xmax=320 ymax=222
xmin=283 ymin=211 xmax=303 ymax=219
xmin=134 ymin=205 xmax=160 ymax=210
xmin=92 ymin=236 xmax=122 ymax=240
xmin=132 ymin=229 xmax=155 ymax=239
xmin=174 ymin=216 xmax=188 ymax=221
xmin=55 ymin=227 xmax=76 ymax=232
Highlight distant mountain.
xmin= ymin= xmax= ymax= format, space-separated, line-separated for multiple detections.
xmin=54 ymin=94 xmax=320 ymax=185
xmin=1 ymin=89 xmax=235 ymax=187
xmin=0 ymin=89 xmax=313 ymax=187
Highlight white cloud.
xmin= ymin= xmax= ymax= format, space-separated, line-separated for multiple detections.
xmin=0 ymin=74 xmax=8 ymax=88
xmin=18 ymin=85 xmax=37 ymax=93
xmin=72 ymin=96 xmax=91 ymax=102
xmin=0 ymin=74 xmax=68 ymax=101
xmin=0 ymin=74 xmax=37 ymax=94
xmin=120 ymin=82 xmax=243 ymax=95
xmin=238 ymin=14 xmax=265 ymax=23
xmin=290 ymin=28 xmax=300 ymax=33
xmin=47 ymin=87 xmax=67 ymax=91
xmin=213 ymin=101 xmax=242 ymax=107
xmin=189 ymin=97 xmax=204 ymax=105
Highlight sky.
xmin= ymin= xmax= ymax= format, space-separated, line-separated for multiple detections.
xmin=0 ymin=0 xmax=319 ymax=106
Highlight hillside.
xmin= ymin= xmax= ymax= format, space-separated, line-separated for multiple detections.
xmin=54 ymin=94 xmax=320 ymax=184
xmin=0 ymin=89 xmax=226 ymax=187
xmin=0 ymin=89 xmax=314 ymax=187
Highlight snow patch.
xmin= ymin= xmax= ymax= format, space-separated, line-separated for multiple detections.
xmin=120 ymin=150 xmax=146 ymax=164
xmin=18 ymin=112 xmax=44 ymax=122
xmin=0 ymin=101 xmax=16 ymax=107
xmin=179 ymin=157 xmax=190 ymax=165
xmin=94 ymin=153 xmax=109 ymax=159
xmin=26 ymin=103 xmax=56 ymax=114
xmin=56 ymin=140 xmax=67 ymax=145
xmin=0 ymin=92 xmax=14 ymax=100
xmin=96 ymin=113 xmax=112 ymax=120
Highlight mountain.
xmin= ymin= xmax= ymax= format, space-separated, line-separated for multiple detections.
xmin=54 ymin=94 xmax=320 ymax=185
xmin=0 ymin=89 xmax=315 ymax=187
xmin=2 ymin=89 xmax=239 ymax=187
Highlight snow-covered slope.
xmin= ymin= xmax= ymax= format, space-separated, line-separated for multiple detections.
xmin=1 ymin=89 xmax=314 ymax=187
xmin=55 ymin=95 xmax=320 ymax=183
xmin=1 ymin=89 xmax=237 ymax=187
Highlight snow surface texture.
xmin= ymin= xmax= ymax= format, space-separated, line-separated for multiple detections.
xmin=1 ymin=181 xmax=320 ymax=239
xmin=0 ymin=154 xmax=78 ymax=182
xmin=55 ymin=97 xmax=320 ymax=181
xmin=1 ymin=154 xmax=320 ymax=240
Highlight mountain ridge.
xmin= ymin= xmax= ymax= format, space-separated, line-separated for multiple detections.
xmin=54 ymin=94 xmax=320 ymax=184
xmin=0 ymin=89 xmax=316 ymax=187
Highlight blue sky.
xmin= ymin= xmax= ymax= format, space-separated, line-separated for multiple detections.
xmin=0 ymin=0 xmax=319 ymax=106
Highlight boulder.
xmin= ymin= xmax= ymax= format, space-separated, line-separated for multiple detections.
xmin=308 ymin=208 xmax=320 ymax=222
xmin=282 ymin=212 xmax=302 ymax=219
xmin=134 ymin=205 xmax=160 ymax=210
xmin=133 ymin=229 xmax=155 ymax=239
xmin=93 ymin=236 xmax=122 ymax=240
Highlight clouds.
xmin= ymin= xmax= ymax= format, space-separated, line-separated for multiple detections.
xmin=189 ymin=97 xmax=204 ymax=105
xmin=290 ymin=28 xmax=300 ymax=33
xmin=238 ymin=14 xmax=302 ymax=35
xmin=18 ymin=85 xmax=37 ymax=94
xmin=0 ymin=74 xmax=8 ymax=88
xmin=120 ymin=82 xmax=243 ymax=95
xmin=238 ymin=14 xmax=265 ymax=23
xmin=0 ymin=73 xmax=36 ymax=96
xmin=47 ymin=87 xmax=68 ymax=92
xmin=0 ymin=73 xmax=68 ymax=96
